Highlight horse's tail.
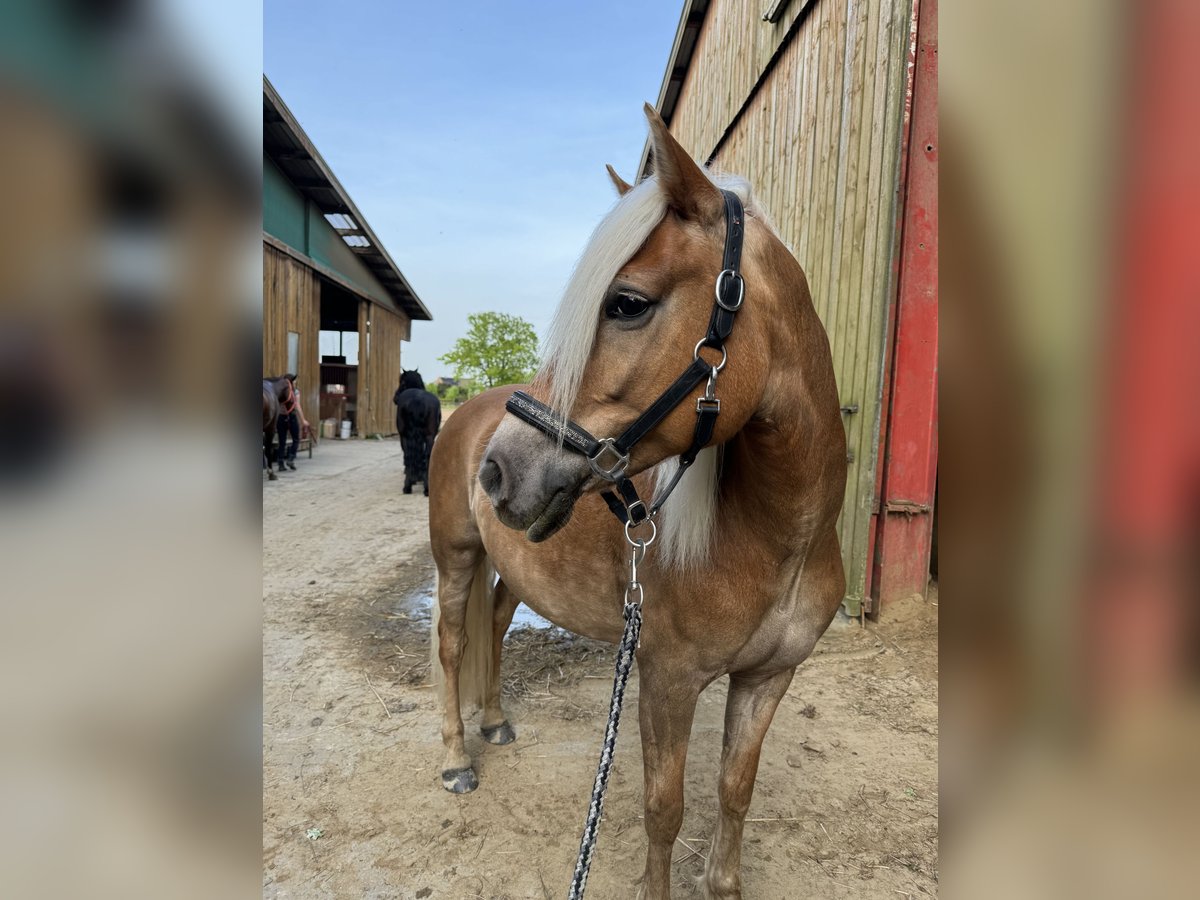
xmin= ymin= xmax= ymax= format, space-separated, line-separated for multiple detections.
xmin=430 ymin=555 xmax=495 ymax=709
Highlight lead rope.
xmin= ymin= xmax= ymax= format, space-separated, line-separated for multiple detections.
xmin=567 ymin=519 xmax=656 ymax=900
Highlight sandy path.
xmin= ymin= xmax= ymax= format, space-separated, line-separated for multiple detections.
xmin=263 ymin=440 xmax=937 ymax=899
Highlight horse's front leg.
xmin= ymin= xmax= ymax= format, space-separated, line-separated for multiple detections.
xmin=264 ymin=428 xmax=277 ymax=480
xmin=702 ymin=668 xmax=794 ymax=899
xmin=480 ymin=578 xmax=517 ymax=744
xmin=435 ymin=551 xmax=482 ymax=793
xmin=637 ymin=660 xmax=701 ymax=900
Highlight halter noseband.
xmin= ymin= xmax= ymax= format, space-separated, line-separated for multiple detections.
xmin=505 ymin=189 xmax=746 ymax=528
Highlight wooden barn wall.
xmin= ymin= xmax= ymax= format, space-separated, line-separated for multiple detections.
xmin=667 ymin=0 xmax=912 ymax=613
xmin=263 ymin=242 xmax=320 ymax=433
xmin=669 ymin=0 xmax=819 ymax=161
xmin=360 ymin=302 xmax=408 ymax=436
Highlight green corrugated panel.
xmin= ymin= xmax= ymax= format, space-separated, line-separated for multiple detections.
xmin=263 ymin=157 xmax=395 ymax=307
xmin=263 ymin=158 xmax=307 ymax=251
xmin=305 ymin=205 xmax=393 ymax=305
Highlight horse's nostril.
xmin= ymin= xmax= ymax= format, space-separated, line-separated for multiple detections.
xmin=479 ymin=458 xmax=503 ymax=495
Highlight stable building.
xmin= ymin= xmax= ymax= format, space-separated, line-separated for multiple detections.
xmin=263 ymin=76 xmax=432 ymax=437
xmin=641 ymin=0 xmax=937 ymax=616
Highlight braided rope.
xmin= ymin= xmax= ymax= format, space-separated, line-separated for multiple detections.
xmin=567 ymin=599 xmax=643 ymax=899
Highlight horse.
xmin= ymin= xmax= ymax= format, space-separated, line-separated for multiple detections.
xmin=262 ymin=375 xmax=292 ymax=481
xmin=393 ymin=370 xmax=441 ymax=496
xmin=427 ymin=106 xmax=846 ymax=899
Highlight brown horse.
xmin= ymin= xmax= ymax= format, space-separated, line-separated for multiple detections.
xmin=262 ymin=376 xmax=292 ymax=481
xmin=428 ymin=107 xmax=846 ymax=899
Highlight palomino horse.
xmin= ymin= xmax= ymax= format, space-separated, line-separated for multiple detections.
xmin=428 ymin=106 xmax=846 ymax=899
xmin=262 ymin=375 xmax=293 ymax=481
xmin=393 ymin=369 xmax=442 ymax=496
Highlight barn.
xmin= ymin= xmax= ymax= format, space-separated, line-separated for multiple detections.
xmin=640 ymin=0 xmax=937 ymax=616
xmin=263 ymin=77 xmax=432 ymax=438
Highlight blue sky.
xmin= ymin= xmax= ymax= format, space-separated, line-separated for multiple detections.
xmin=265 ymin=0 xmax=683 ymax=378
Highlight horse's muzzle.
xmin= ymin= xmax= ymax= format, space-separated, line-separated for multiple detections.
xmin=479 ymin=427 xmax=589 ymax=542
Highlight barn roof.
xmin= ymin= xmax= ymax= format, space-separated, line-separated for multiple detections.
xmin=636 ymin=0 xmax=812 ymax=179
xmin=636 ymin=0 xmax=712 ymax=180
xmin=263 ymin=76 xmax=431 ymax=321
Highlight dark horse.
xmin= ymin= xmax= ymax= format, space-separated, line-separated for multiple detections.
xmin=262 ymin=375 xmax=292 ymax=481
xmin=394 ymin=370 xmax=441 ymax=496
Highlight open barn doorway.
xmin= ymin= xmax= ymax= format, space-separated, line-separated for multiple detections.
xmin=318 ymin=281 xmax=362 ymax=438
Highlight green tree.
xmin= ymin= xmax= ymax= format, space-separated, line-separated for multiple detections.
xmin=439 ymin=312 xmax=539 ymax=389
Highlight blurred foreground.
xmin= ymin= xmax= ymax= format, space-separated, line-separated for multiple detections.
xmin=0 ymin=1 xmax=260 ymax=897
xmin=942 ymin=0 xmax=1200 ymax=896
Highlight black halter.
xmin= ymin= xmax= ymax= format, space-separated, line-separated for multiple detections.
xmin=506 ymin=189 xmax=746 ymax=528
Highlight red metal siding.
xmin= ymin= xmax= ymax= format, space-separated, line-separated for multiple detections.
xmin=869 ymin=0 xmax=938 ymax=612
xmin=1087 ymin=0 xmax=1200 ymax=697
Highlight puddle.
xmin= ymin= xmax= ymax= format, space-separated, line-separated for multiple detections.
xmin=509 ymin=605 xmax=555 ymax=629
xmin=408 ymin=579 xmax=556 ymax=630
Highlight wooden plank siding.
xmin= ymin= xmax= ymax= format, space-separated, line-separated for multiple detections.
xmin=664 ymin=0 xmax=912 ymax=614
xmin=662 ymin=0 xmax=821 ymax=175
xmin=360 ymin=303 xmax=409 ymax=436
xmin=263 ymin=242 xmax=320 ymax=434
xmin=357 ymin=299 xmax=370 ymax=435
xmin=265 ymin=241 xmax=411 ymax=438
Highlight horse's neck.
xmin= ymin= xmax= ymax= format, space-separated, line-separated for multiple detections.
xmin=718 ymin=336 xmax=843 ymax=562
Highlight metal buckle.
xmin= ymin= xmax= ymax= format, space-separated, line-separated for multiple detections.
xmin=696 ymin=364 xmax=720 ymax=415
xmin=696 ymin=364 xmax=721 ymax=413
xmin=714 ymin=269 xmax=745 ymax=311
xmin=625 ymin=498 xmax=648 ymax=524
xmin=588 ymin=437 xmax=629 ymax=481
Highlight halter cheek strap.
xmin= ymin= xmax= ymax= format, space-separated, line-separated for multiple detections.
xmin=505 ymin=189 xmax=746 ymax=527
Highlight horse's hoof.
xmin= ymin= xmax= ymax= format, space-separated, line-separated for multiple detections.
xmin=441 ymin=766 xmax=478 ymax=793
xmin=481 ymin=721 xmax=515 ymax=745
xmin=268 ymin=472 xmax=277 ymax=481
xmin=403 ymin=484 xmax=413 ymax=495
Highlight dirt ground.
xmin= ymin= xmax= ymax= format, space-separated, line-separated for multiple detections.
xmin=263 ymin=440 xmax=938 ymax=899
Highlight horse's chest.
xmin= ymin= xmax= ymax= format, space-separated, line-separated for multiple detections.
xmin=659 ymin=565 xmax=821 ymax=674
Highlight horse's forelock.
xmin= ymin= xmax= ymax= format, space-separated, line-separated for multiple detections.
xmin=538 ymin=171 xmax=760 ymax=420
xmin=538 ymin=177 xmax=668 ymax=418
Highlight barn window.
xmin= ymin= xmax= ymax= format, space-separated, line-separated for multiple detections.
xmin=287 ymin=331 xmax=299 ymax=375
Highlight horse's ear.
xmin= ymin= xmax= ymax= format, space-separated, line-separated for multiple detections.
xmin=605 ymin=164 xmax=633 ymax=197
xmin=643 ymin=102 xmax=723 ymax=225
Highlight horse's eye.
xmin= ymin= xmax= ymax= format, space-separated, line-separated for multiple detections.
xmin=608 ymin=293 xmax=651 ymax=319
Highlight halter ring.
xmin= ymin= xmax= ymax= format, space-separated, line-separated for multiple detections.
xmin=624 ymin=517 xmax=657 ymax=549
xmin=693 ymin=339 xmax=728 ymax=372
